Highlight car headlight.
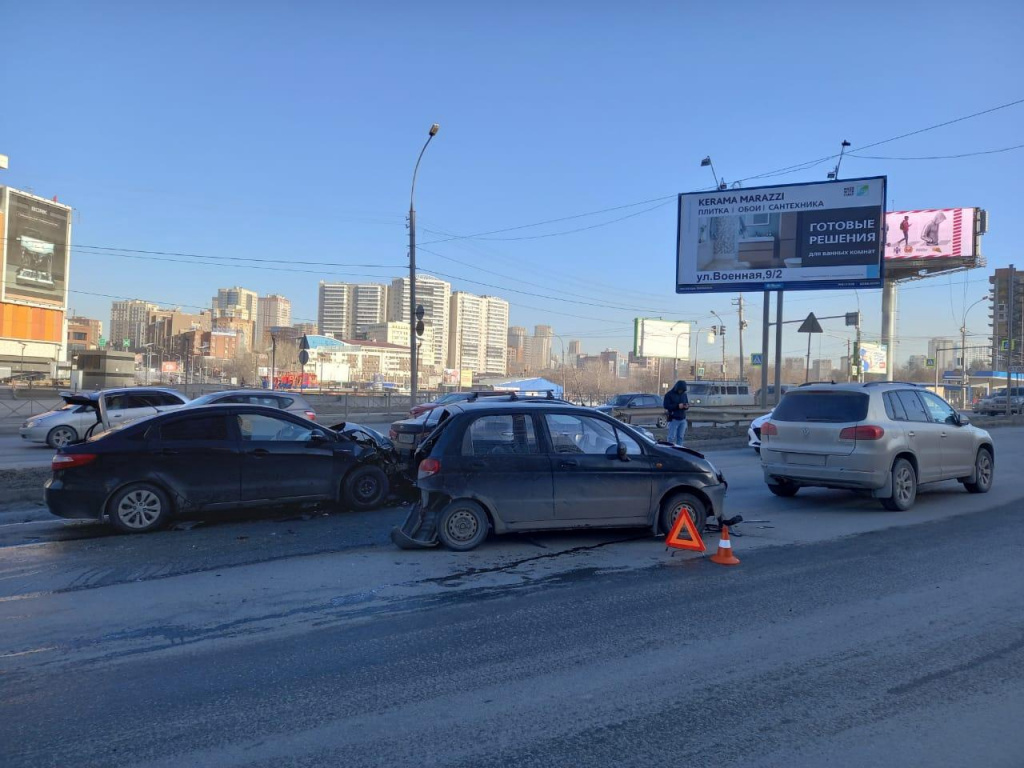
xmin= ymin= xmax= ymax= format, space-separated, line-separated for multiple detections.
xmin=24 ymin=420 xmax=38 ymax=429
xmin=703 ymin=459 xmax=720 ymax=479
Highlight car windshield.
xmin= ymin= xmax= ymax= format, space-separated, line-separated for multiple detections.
xmin=688 ymin=383 xmax=713 ymax=396
xmin=606 ymin=395 xmax=634 ymax=406
xmin=772 ymin=391 xmax=870 ymax=423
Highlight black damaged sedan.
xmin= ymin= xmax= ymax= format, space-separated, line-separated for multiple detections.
xmin=45 ymin=404 xmax=394 ymax=533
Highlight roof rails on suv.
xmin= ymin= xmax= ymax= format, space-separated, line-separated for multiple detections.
xmin=467 ymin=390 xmax=564 ymax=402
xmin=798 ymin=381 xmax=837 ymax=387
xmin=862 ymin=381 xmax=922 ymax=387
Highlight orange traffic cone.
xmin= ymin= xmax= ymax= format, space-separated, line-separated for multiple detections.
xmin=709 ymin=525 xmax=741 ymax=566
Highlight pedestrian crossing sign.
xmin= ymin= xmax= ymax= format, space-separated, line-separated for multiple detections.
xmin=751 ymin=353 xmax=763 ymax=366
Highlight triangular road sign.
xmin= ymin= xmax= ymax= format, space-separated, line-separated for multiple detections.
xmin=665 ymin=511 xmax=706 ymax=552
xmin=797 ymin=312 xmax=823 ymax=334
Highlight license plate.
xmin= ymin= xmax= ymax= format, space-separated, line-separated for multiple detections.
xmin=398 ymin=433 xmax=415 ymax=444
xmin=784 ymin=452 xmax=827 ymax=466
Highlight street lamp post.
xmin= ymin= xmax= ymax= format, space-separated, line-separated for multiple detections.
xmin=409 ymin=123 xmax=440 ymax=408
xmin=959 ymin=296 xmax=988 ymax=409
xmin=672 ymin=331 xmax=688 ymax=380
xmin=18 ymin=342 xmax=27 ymax=375
xmin=143 ymin=343 xmax=154 ymax=385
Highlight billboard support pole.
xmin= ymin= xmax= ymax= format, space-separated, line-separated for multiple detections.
xmin=773 ymin=291 xmax=784 ymax=406
xmin=760 ymin=290 xmax=770 ymax=408
xmin=1007 ymin=264 xmax=1016 ymax=417
xmin=881 ymin=279 xmax=897 ymax=381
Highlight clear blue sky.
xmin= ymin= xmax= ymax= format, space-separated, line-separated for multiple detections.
xmin=4 ymin=0 xmax=1023 ymax=367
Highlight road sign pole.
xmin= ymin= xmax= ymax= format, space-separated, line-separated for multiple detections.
xmin=761 ymin=290 xmax=770 ymax=408
xmin=773 ymin=291 xmax=784 ymax=407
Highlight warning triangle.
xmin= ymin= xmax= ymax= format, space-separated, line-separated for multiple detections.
xmin=797 ymin=312 xmax=823 ymax=334
xmin=665 ymin=512 xmax=706 ymax=552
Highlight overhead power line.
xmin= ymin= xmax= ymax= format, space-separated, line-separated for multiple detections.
xmin=849 ymin=143 xmax=1024 ymax=161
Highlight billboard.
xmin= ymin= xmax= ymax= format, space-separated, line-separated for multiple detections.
xmin=859 ymin=342 xmax=888 ymax=376
xmin=676 ymin=177 xmax=886 ymax=294
xmin=161 ymin=361 xmax=179 ymax=373
xmin=633 ymin=318 xmax=691 ymax=360
xmin=885 ymin=208 xmax=976 ymax=262
xmin=1 ymin=188 xmax=71 ymax=308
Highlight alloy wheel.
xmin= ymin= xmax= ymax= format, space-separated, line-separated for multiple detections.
xmin=117 ymin=489 xmax=163 ymax=529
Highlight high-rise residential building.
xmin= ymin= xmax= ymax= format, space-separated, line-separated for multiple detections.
xmin=67 ymin=316 xmax=103 ymax=353
xmin=256 ymin=295 xmax=292 ymax=351
xmin=318 ymin=282 xmax=351 ymax=337
xmin=351 ymin=284 xmax=388 ymax=337
xmin=293 ymin=322 xmax=317 ymax=337
xmin=212 ymin=287 xmax=258 ymax=349
xmin=110 ymin=299 xmax=159 ymax=351
xmin=317 ymin=282 xmax=388 ymax=339
xmin=448 ymin=292 xmax=509 ymax=375
xmin=531 ymin=325 xmax=554 ymax=370
xmin=811 ymin=359 xmax=834 ymax=380
xmin=989 ymin=268 xmax=1021 ymax=371
xmin=928 ymin=337 xmax=958 ymax=373
xmin=387 ymin=275 xmax=451 ymax=368
xmin=567 ymin=340 xmax=582 ymax=359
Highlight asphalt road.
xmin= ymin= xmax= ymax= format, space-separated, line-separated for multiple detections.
xmin=3 ymin=431 xmax=1024 ymax=767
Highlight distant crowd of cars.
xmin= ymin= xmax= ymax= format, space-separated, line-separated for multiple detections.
xmin=21 ymin=382 xmax=998 ymax=546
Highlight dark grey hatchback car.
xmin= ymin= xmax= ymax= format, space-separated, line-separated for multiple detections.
xmin=391 ymin=398 xmax=728 ymax=551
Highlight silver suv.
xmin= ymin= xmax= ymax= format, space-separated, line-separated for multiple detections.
xmin=759 ymin=382 xmax=994 ymax=511
xmin=974 ymin=387 xmax=1024 ymax=416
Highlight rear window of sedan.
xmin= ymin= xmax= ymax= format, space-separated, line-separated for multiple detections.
xmin=772 ymin=391 xmax=869 ymax=423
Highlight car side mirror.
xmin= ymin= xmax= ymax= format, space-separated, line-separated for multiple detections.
xmin=607 ymin=442 xmax=630 ymax=462
xmin=310 ymin=429 xmax=331 ymax=443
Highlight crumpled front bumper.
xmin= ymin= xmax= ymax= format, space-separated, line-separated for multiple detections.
xmin=390 ymin=500 xmax=440 ymax=549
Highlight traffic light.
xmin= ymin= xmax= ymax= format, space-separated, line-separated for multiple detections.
xmin=719 ymin=325 xmax=726 ymax=336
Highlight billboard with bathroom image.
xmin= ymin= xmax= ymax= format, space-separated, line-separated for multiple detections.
xmin=1 ymin=187 xmax=72 ymax=308
xmin=676 ymin=177 xmax=886 ymax=294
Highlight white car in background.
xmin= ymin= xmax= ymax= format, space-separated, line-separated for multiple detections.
xmin=19 ymin=388 xmax=189 ymax=448
xmin=748 ymin=411 xmax=773 ymax=453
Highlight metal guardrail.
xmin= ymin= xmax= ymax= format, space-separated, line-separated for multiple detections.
xmin=610 ymin=404 xmax=768 ymax=427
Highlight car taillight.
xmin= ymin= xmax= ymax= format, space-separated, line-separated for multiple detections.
xmin=840 ymin=425 xmax=885 ymax=440
xmin=52 ymin=453 xmax=97 ymax=471
xmin=389 ymin=429 xmax=398 ymax=439
xmin=305 ymin=411 xmax=317 ymax=421
xmin=418 ymin=458 xmax=441 ymax=480
xmin=761 ymin=422 xmax=778 ymax=437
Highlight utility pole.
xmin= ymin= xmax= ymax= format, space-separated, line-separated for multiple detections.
xmin=733 ymin=295 xmax=745 ymax=386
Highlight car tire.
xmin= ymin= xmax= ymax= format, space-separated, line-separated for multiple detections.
xmin=342 ymin=465 xmax=390 ymax=510
xmin=963 ymin=448 xmax=994 ymax=494
xmin=108 ymin=483 xmax=172 ymax=534
xmin=656 ymin=417 xmax=667 ymax=429
xmin=437 ymin=499 xmax=490 ymax=551
xmin=767 ymin=481 xmax=799 ymax=497
xmin=880 ymin=458 xmax=917 ymax=511
xmin=659 ymin=491 xmax=708 ymax=535
xmin=46 ymin=425 xmax=78 ymax=449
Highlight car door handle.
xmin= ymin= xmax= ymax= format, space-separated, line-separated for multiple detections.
xmin=251 ymin=448 xmax=270 ymax=457
xmin=160 ymin=448 xmax=179 ymax=456
xmin=560 ymin=460 xmax=579 ymax=469
xmin=908 ymin=431 xmax=916 ymax=437
xmin=469 ymin=460 xmax=486 ymax=469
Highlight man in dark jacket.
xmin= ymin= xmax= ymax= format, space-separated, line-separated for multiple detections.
xmin=663 ymin=380 xmax=689 ymax=446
